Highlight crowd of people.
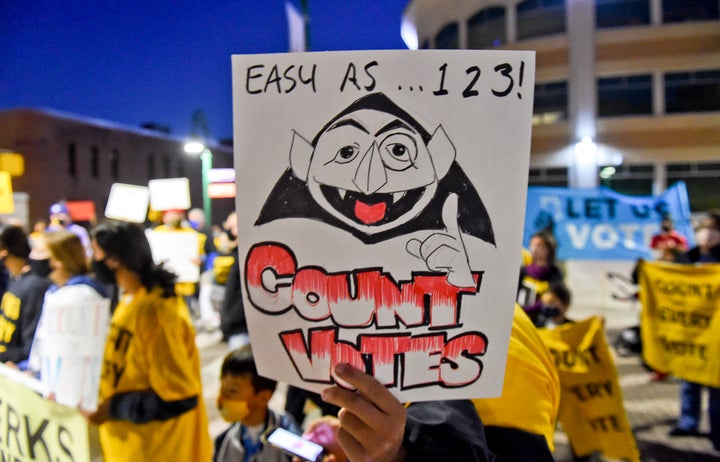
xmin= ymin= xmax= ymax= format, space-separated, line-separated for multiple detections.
xmin=0 ymin=201 xmax=719 ymax=461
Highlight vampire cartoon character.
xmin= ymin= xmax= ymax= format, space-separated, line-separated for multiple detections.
xmin=256 ymin=92 xmax=494 ymax=288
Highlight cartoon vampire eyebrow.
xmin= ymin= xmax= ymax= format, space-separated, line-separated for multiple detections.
xmin=255 ymin=92 xmax=495 ymax=287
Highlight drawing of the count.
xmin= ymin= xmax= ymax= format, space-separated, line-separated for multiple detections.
xmin=256 ymin=92 xmax=494 ymax=287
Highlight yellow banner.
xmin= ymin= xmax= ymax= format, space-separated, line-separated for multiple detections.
xmin=0 ymin=371 xmax=90 ymax=462
xmin=539 ymin=317 xmax=639 ymax=462
xmin=639 ymin=260 xmax=720 ymax=387
xmin=0 ymin=171 xmax=14 ymax=213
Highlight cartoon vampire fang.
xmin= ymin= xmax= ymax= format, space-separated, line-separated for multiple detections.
xmin=257 ymin=92 xmax=494 ymax=246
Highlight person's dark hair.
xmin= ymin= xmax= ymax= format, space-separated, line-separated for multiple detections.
xmin=547 ymin=281 xmax=572 ymax=307
xmin=91 ymin=220 xmax=176 ymax=297
xmin=220 ymin=345 xmax=277 ymax=393
xmin=0 ymin=225 xmax=31 ymax=259
xmin=531 ymin=231 xmax=557 ymax=264
xmin=706 ymin=211 xmax=720 ymax=231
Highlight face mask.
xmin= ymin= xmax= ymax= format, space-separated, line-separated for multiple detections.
xmin=92 ymin=258 xmax=117 ymax=285
xmin=540 ymin=304 xmax=561 ymax=318
xmin=217 ymin=396 xmax=250 ymax=423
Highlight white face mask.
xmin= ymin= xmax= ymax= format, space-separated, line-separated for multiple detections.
xmin=696 ymin=227 xmax=720 ymax=249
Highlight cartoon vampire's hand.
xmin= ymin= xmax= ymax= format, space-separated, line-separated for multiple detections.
xmin=406 ymin=193 xmax=475 ymax=288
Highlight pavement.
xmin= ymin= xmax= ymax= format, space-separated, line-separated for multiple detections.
xmin=195 ymin=304 xmax=720 ymax=462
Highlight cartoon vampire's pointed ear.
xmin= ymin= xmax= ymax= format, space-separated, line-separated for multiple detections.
xmin=427 ymin=125 xmax=456 ymax=178
xmin=289 ymin=130 xmax=314 ymax=181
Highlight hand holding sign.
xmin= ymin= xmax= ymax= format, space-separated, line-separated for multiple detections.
xmin=321 ymin=363 xmax=407 ymax=462
xmin=406 ymin=193 xmax=474 ymax=288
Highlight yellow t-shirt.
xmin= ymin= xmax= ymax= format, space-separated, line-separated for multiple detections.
xmin=98 ymin=287 xmax=211 ymax=461
xmin=472 ymin=305 xmax=560 ymax=451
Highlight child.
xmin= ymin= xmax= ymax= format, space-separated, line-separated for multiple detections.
xmin=535 ymin=281 xmax=573 ymax=328
xmin=214 ymin=346 xmax=301 ymax=462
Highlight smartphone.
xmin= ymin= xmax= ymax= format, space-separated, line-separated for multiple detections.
xmin=263 ymin=426 xmax=327 ymax=462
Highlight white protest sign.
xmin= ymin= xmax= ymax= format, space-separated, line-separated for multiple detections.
xmin=148 ymin=177 xmax=191 ymax=211
xmin=30 ymin=285 xmax=110 ymax=412
xmin=105 ymin=183 xmax=150 ymax=223
xmin=232 ymin=50 xmax=535 ymax=401
xmin=145 ymin=230 xmax=200 ymax=283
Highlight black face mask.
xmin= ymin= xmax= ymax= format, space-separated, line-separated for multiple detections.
xmin=29 ymin=258 xmax=52 ymax=278
xmin=92 ymin=258 xmax=117 ymax=285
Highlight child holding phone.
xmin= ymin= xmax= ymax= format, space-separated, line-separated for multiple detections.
xmin=214 ymin=346 xmax=301 ymax=462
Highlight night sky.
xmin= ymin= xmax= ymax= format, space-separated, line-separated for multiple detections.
xmin=0 ymin=1 xmax=410 ymax=141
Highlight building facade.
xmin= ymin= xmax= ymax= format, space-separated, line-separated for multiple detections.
xmin=401 ymin=0 xmax=720 ymax=211
xmin=0 ymin=108 xmax=234 ymax=227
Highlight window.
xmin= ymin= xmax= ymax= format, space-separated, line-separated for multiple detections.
xmin=533 ymin=81 xmax=568 ymax=124
xmin=147 ymin=154 xmax=155 ymax=178
xmin=468 ymin=7 xmax=506 ymax=49
xmin=665 ymin=69 xmax=720 ymax=113
xmin=110 ymin=149 xmax=119 ymax=180
xmin=162 ymin=155 xmax=171 ymax=178
xmin=516 ymin=0 xmax=566 ymax=41
xmin=598 ymin=75 xmax=653 ymax=117
xmin=598 ymin=164 xmax=653 ymax=195
xmin=667 ymin=163 xmax=720 ymax=211
xmin=596 ymin=0 xmax=649 ymax=28
xmin=91 ymin=146 xmax=99 ymax=178
xmin=435 ymin=22 xmax=459 ymax=49
xmin=663 ymin=0 xmax=719 ymax=23
xmin=528 ymin=167 xmax=568 ymax=186
xmin=67 ymin=143 xmax=77 ymax=178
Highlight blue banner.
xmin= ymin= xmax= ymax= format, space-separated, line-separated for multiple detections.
xmin=524 ymin=182 xmax=694 ymax=260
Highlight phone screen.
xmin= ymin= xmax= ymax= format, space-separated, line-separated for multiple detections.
xmin=265 ymin=427 xmax=326 ymax=461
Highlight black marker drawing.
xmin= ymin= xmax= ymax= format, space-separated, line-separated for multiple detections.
xmin=256 ymin=92 xmax=495 ymax=287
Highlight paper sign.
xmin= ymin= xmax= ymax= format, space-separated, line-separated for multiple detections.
xmin=146 ymin=230 xmax=200 ymax=283
xmin=0 ymin=171 xmax=14 ymax=213
xmin=232 ymin=50 xmax=535 ymax=401
xmin=30 ymin=286 xmax=110 ymax=412
xmin=148 ymin=177 xmax=191 ymax=211
xmin=105 ymin=183 xmax=150 ymax=223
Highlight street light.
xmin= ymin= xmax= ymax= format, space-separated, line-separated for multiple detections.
xmin=184 ymin=140 xmax=213 ymax=224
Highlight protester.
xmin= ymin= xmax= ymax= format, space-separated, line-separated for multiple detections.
xmin=310 ymin=363 xmax=496 ymax=461
xmin=190 ymin=208 xmax=221 ymax=330
xmin=188 ymin=207 xmax=217 ymax=266
xmin=0 ymin=225 xmax=52 ymax=364
xmin=153 ymin=209 xmax=206 ymax=319
xmin=48 ymin=202 xmax=92 ymax=258
xmin=85 ymin=221 xmax=211 ymax=461
xmin=650 ymin=215 xmax=688 ymax=262
xmin=646 ymin=216 xmax=687 ymax=381
xmin=26 ymin=231 xmax=111 ymax=410
xmin=472 ymin=304 xmax=559 ymax=460
xmin=518 ymin=231 xmax=564 ymax=323
xmin=28 ymin=219 xmax=52 ymax=278
xmin=214 ymin=345 xmax=300 ymax=462
xmin=219 ymin=211 xmax=250 ymax=349
xmin=534 ymin=281 xmax=573 ymax=328
xmin=669 ymin=211 xmax=720 ymax=450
